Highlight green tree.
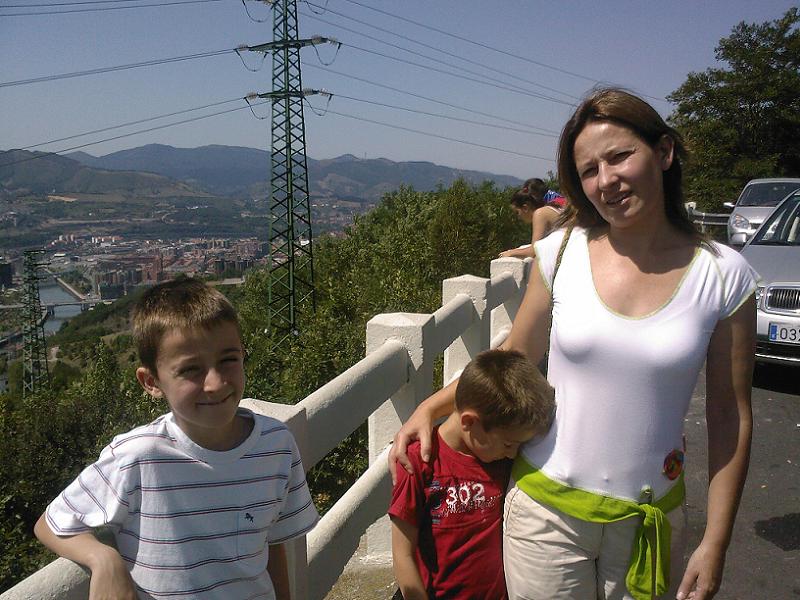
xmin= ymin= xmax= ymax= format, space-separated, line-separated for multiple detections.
xmin=0 ymin=342 xmax=161 ymax=591
xmin=668 ymin=8 xmax=800 ymax=211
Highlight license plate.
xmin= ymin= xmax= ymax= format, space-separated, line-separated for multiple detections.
xmin=768 ymin=323 xmax=800 ymax=345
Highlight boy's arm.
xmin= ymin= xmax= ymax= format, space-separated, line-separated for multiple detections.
xmin=267 ymin=543 xmax=291 ymax=600
xmin=34 ymin=513 xmax=137 ymax=600
xmin=390 ymin=516 xmax=428 ymax=600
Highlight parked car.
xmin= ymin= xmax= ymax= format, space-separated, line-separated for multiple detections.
xmin=740 ymin=190 xmax=800 ymax=367
xmin=726 ymin=178 xmax=800 ymax=245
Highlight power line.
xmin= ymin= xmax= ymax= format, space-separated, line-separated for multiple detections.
xmin=0 ymin=47 xmax=234 ymax=88
xmin=4 ymin=0 xmax=189 ymax=6
xmin=0 ymin=100 xmax=267 ymax=168
xmin=9 ymin=88 xmax=552 ymax=167
xmin=326 ymin=93 xmax=557 ymax=138
xmin=336 ymin=0 xmax=668 ymax=104
xmin=338 ymin=0 xmax=600 ymax=85
xmin=3 ymin=58 xmax=560 ymax=167
xmin=299 ymin=9 xmax=574 ymax=105
xmin=19 ymin=97 xmax=244 ymax=150
xmin=300 ymin=2 xmax=580 ymax=103
xmin=0 ymin=0 xmax=224 ymax=17
xmin=341 ymin=41 xmax=573 ymax=107
xmin=307 ymin=102 xmax=555 ymax=163
xmin=303 ymin=63 xmax=560 ymax=135
xmin=1 ymin=28 xmax=571 ymax=111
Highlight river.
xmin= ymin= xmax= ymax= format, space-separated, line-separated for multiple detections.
xmin=39 ymin=278 xmax=83 ymax=335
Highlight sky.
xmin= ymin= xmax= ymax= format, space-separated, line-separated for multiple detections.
xmin=1 ymin=0 xmax=796 ymax=180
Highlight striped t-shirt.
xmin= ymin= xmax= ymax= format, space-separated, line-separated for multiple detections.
xmin=45 ymin=407 xmax=319 ymax=599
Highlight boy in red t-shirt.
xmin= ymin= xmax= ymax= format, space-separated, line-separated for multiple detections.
xmin=389 ymin=349 xmax=555 ymax=599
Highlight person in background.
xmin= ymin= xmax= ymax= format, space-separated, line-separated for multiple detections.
xmin=392 ymin=88 xmax=757 ymax=600
xmin=35 ymin=278 xmax=319 ymax=600
xmin=389 ymin=349 xmax=554 ymax=600
xmin=500 ymin=177 xmax=567 ymax=258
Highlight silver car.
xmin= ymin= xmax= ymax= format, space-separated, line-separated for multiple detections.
xmin=726 ymin=178 xmax=800 ymax=245
xmin=740 ymin=190 xmax=800 ymax=367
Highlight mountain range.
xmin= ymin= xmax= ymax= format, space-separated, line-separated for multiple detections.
xmin=63 ymin=144 xmax=522 ymax=201
xmin=0 ymin=149 xmax=201 ymax=198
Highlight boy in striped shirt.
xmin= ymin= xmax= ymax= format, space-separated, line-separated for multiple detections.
xmin=34 ymin=278 xmax=318 ymax=600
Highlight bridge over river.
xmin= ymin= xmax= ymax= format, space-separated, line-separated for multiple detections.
xmin=0 ymin=277 xmax=109 ymax=349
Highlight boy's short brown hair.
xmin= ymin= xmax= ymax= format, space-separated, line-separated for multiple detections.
xmin=455 ymin=349 xmax=554 ymax=432
xmin=132 ymin=278 xmax=241 ymax=373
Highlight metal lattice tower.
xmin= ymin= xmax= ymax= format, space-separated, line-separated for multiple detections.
xmin=21 ymin=249 xmax=50 ymax=396
xmin=267 ymin=0 xmax=316 ymax=346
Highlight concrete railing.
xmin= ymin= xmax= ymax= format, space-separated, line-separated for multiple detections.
xmin=1 ymin=257 xmax=533 ymax=600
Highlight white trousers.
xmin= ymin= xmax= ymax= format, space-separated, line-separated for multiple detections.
xmin=503 ymin=484 xmax=687 ymax=600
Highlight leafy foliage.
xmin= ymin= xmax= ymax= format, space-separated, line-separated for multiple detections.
xmin=0 ymin=342 xmax=162 ymax=591
xmin=668 ymin=8 xmax=800 ymax=210
xmin=0 ymin=179 xmax=521 ymax=590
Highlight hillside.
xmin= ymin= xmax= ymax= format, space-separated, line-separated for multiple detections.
xmin=68 ymin=145 xmax=265 ymax=196
xmin=0 ymin=150 xmax=208 ymax=198
xmin=64 ymin=144 xmax=522 ymax=200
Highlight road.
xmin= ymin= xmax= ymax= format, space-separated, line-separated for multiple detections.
xmin=685 ymin=362 xmax=800 ymax=599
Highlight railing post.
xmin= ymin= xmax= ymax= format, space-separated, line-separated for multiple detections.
xmin=365 ymin=313 xmax=434 ymax=559
xmin=240 ymin=399 xmax=310 ymax=600
xmin=442 ymin=275 xmax=491 ymax=384
xmin=489 ymin=257 xmax=531 ymax=344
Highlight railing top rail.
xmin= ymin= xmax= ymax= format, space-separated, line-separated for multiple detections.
xmin=298 ymin=340 xmax=409 ymax=468
xmin=430 ymin=293 xmax=474 ymax=356
xmin=487 ymin=271 xmax=519 ymax=311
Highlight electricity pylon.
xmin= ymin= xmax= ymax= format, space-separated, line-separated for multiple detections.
xmin=263 ymin=0 xmax=318 ymax=347
xmin=21 ymin=249 xmax=50 ymax=396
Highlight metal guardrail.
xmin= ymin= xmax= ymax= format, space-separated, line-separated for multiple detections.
xmin=689 ymin=210 xmax=728 ymax=227
xmin=686 ymin=204 xmax=729 ymax=233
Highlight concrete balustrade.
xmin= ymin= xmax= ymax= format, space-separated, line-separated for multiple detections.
xmin=306 ymin=448 xmax=391 ymax=600
xmin=299 ymin=340 xmax=409 ymax=468
xmin=1 ymin=257 xmax=531 ymax=600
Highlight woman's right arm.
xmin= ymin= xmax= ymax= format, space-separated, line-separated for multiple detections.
xmin=389 ymin=249 xmax=554 ymax=483
xmin=389 ymin=378 xmax=458 ymax=484
xmin=501 ymin=247 xmax=553 ymax=363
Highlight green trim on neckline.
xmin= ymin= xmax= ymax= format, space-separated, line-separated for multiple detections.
xmin=584 ymin=231 xmax=702 ymax=321
xmin=512 ymin=458 xmax=685 ymax=600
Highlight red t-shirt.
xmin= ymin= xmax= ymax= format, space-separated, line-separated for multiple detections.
xmin=388 ymin=428 xmax=511 ymax=599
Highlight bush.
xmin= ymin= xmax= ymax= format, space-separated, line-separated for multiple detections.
xmin=0 ymin=342 xmax=162 ymax=591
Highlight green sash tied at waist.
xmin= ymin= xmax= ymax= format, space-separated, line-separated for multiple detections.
xmin=512 ymin=457 xmax=685 ymax=600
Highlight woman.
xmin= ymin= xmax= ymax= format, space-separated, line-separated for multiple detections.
xmin=500 ymin=178 xmax=567 ymax=259
xmin=390 ymin=88 xmax=757 ymax=600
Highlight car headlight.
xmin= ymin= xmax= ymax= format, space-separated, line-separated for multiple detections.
xmin=731 ymin=214 xmax=751 ymax=230
xmin=755 ymin=286 xmax=764 ymax=307
xmin=731 ymin=214 xmax=750 ymax=230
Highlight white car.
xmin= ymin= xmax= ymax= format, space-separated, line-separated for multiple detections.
xmin=740 ymin=190 xmax=800 ymax=367
xmin=726 ymin=178 xmax=800 ymax=246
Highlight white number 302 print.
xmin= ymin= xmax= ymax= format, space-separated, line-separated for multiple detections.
xmin=445 ymin=482 xmax=485 ymax=508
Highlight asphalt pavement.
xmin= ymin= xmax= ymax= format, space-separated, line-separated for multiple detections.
xmin=684 ymin=362 xmax=800 ymax=599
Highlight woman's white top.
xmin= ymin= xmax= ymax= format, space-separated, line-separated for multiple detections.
xmin=521 ymin=227 xmax=758 ymax=502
